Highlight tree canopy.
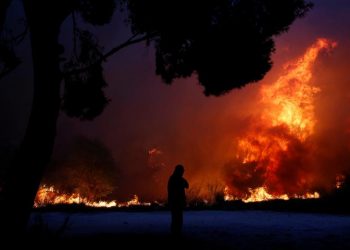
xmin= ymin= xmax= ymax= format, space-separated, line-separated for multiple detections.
xmin=125 ymin=0 xmax=313 ymax=96
xmin=60 ymin=0 xmax=313 ymax=120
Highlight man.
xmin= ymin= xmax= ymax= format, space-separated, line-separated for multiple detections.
xmin=167 ymin=164 xmax=189 ymax=236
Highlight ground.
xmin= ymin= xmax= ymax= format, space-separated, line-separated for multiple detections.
xmin=28 ymin=210 xmax=350 ymax=249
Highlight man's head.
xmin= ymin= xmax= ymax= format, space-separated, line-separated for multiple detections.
xmin=173 ymin=164 xmax=184 ymax=176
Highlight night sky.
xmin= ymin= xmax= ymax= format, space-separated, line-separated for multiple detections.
xmin=2 ymin=0 xmax=350 ymax=200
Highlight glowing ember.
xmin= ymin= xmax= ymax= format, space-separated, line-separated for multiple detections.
xmin=226 ymin=38 xmax=337 ymax=202
xmin=34 ymin=185 xmax=151 ymax=208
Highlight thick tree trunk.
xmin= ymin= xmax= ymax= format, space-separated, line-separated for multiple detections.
xmin=0 ymin=1 xmax=64 ymax=238
xmin=0 ymin=0 xmax=12 ymax=32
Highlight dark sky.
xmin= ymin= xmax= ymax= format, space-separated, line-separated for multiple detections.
xmin=2 ymin=0 xmax=350 ymax=200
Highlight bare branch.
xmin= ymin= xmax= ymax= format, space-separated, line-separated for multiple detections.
xmin=72 ymin=11 xmax=78 ymax=59
xmin=64 ymin=32 xmax=157 ymax=76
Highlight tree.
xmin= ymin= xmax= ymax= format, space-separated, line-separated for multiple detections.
xmin=0 ymin=0 xmax=117 ymax=237
xmin=126 ymin=0 xmax=313 ymax=96
xmin=0 ymin=0 xmax=313 ymax=237
xmin=0 ymin=0 xmax=21 ymax=79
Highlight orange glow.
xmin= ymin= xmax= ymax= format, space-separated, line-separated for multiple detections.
xmin=336 ymin=174 xmax=345 ymax=189
xmin=224 ymin=186 xmax=235 ymax=201
xmin=34 ymin=185 xmax=151 ymax=208
xmin=261 ymin=38 xmax=337 ymax=141
xmin=35 ymin=39 xmax=340 ymax=206
xmin=226 ymin=38 xmax=337 ymax=202
xmin=243 ymin=187 xmax=289 ymax=203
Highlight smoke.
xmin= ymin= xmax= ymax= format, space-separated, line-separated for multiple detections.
xmin=51 ymin=37 xmax=350 ymax=202
xmin=50 ymin=2 xmax=350 ymax=202
xmin=50 ymin=36 xmax=350 ymax=203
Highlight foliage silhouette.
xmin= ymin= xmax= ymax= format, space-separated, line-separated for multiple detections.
xmin=126 ymin=0 xmax=313 ymax=95
xmin=62 ymin=30 xmax=109 ymax=120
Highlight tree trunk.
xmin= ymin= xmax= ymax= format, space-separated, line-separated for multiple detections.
xmin=0 ymin=1 xmax=64 ymax=238
xmin=0 ymin=0 xmax=12 ymax=32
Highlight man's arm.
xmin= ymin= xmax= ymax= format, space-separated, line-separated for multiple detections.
xmin=184 ymin=179 xmax=189 ymax=189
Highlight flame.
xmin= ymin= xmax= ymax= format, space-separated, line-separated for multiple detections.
xmin=226 ymin=38 xmax=337 ymax=202
xmin=224 ymin=185 xmax=319 ymax=203
xmin=243 ymin=187 xmax=289 ymax=203
xmin=224 ymin=186 xmax=235 ymax=201
xmin=34 ymin=185 xmax=151 ymax=208
xmin=35 ymin=39 xmax=339 ymax=206
xmin=126 ymin=194 xmax=151 ymax=206
xmin=261 ymin=38 xmax=336 ymax=141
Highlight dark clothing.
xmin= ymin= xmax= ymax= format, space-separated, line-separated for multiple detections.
xmin=167 ymin=172 xmax=189 ymax=235
xmin=170 ymin=208 xmax=183 ymax=235
xmin=167 ymin=175 xmax=189 ymax=209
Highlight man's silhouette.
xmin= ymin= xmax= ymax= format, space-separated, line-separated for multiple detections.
xmin=167 ymin=164 xmax=189 ymax=236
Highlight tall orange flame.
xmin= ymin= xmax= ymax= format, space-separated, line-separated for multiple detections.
xmin=227 ymin=38 xmax=337 ymax=202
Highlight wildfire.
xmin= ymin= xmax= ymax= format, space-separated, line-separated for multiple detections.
xmin=224 ymin=186 xmax=235 ymax=201
xmin=34 ymin=185 xmax=151 ymax=208
xmin=242 ymin=187 xmax=289 ymax=203
xmin=260 ymin=38 xmax=336 ymax=141
xmin=226 ymin=38 xmax=336 ymax=202
xmin=35 ymin=39 xmax=339 ymax=206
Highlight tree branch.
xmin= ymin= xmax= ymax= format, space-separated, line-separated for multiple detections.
xmin=72 ymin=11 xmax=78 ymax=59
xmin=102 ymin=32 xmax=145 ymax=60
xmin=64 ymin=32 xmax=157 ymax=76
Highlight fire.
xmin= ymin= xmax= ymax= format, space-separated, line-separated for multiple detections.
xmin=126 ymin=194 xmax=151 ymax=206
xmin=224 ymin=186 xmax=235 ymax=201
xmin=226 ymin=38 xmax=337 ymax=202
xmin=243 ymin=187 xmax=289 ymax=203
xmin=224 ymin=185 xmax=319 ymax=203
xmin=261 ymin=38 xmax=336 ymax=141
xmin=35 ymin=39 xmax=339 ymax=206
xmin=34 ymin=185 xmax=151 ymax=208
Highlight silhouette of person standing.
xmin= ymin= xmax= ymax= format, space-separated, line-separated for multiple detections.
xmin=167 ymin=164 xmax=189 ymax=236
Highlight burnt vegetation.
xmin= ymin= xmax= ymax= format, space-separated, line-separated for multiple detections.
xmin=33 ymin=177 xmax=350 ymax=215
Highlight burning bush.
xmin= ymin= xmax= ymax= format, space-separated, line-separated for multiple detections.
xmin=42 ymin=136 xmax=118 ymax=202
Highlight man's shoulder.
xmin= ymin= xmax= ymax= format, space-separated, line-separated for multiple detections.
xmin=182 ymin=178 xmax=189 ymax=187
